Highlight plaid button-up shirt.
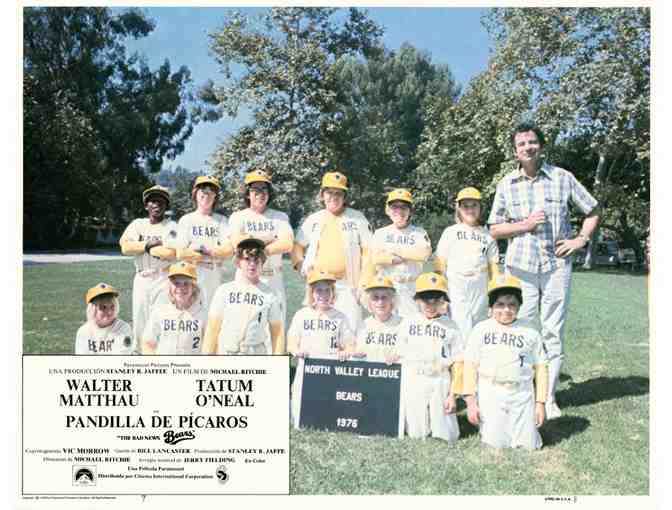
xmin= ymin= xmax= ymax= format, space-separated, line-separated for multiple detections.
xmin=487 ymin=163 xmax=598 ymax=273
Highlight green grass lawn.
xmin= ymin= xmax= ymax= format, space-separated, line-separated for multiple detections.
xmin=23 ymin=259 xmax=649 ymax=495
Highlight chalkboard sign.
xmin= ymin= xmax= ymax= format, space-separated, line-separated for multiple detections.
xmin=298 ymin=358 xmax=402 ymax=437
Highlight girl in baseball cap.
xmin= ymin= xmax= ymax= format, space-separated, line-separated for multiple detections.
xmin=75 ymin=283 xmax=133 ymax=355
xmin=141 ymin=262 xmax=207 ymax=355
xmin=352 ymin=275 xmax=403 ymax=364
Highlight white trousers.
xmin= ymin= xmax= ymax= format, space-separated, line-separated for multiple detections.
xmin=334 ymin=279 xmax=363 ymax=333
xmin=132 ymin=271 xmax=168 ymax=351
xmin=446 ymin=271 xmax=488 ymax=343
xmin=401 ymin=368 xmax=459 ymax=443
xmin=508 ymin=261 xmax=573 ymax=404
xmin=197 ymin=264 xmax=225 ymax=312
xmin=477 ymin=378 xmax=542 ymax=450
xmin=395 ymin=281 xmax=420 ymax=319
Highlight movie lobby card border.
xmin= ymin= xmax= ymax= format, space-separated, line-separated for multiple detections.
xmin=20 ymin=354 xmax=290 ymax=496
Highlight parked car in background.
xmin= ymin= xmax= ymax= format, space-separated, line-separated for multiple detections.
xmin=573 ymin=240 xmax=637 ymax=270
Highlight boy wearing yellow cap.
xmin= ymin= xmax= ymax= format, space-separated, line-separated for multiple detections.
xmin=119 ymin=185 xmax=177 ymax=348
xmin=202 ymin=237 xmax=285 ymax=356
xmin=396 ymin=273 xmax=463 ymax=442
xmin=75 ymin=283 xmax=133 ymax=355
xmin=229 ymin=169 xmax=294 ymax=347
xmin=462 ymin=275 xmax=548 ymax=449
xmin=175 ymin=176 xmax=233 ymax=310
xmin=291 ymin=171 xmax=371 ymax=332
xmin=368 ymin=188 xmax=432 ymax=318
xmin=287 ymin=269 xmax=356 ymax=429
xmin=141 ymin=262 xmax=207 ymax=355
xmin=434 ymin=187 xmax=500 ymax=341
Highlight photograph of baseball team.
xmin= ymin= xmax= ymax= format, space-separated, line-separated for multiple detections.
xmin=77 ymin=122 xmax=601 ymax=452
xmin=22 ymin=5 xmax=651 ymax=498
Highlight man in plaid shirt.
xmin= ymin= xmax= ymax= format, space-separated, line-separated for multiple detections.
xmin=488 ymin=123 xmax=600 ymax=420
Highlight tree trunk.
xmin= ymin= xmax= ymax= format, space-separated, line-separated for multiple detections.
xmin=583 ymin=153 xmax=607 ymax=270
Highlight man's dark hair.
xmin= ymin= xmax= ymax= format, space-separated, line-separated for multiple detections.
xmin=510 ymin=122 xmax=546 ymax=149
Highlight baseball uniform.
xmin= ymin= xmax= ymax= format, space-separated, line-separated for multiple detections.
xmin=464 ymin=317 xmax=548 ymax=449
xmin=75 ymin=319 xmax=134 ymax=355
xmin=435 ymin=224 xmax=499 ymax=341
xmin=293 ymin=207 xmax=372 ymax=332
xmin=488 ymin=161 xmax=598 ymax=415
xmin=229 ymin=207 xmax=294 ymax=348
xmin=119 ymin=217 xmax=178 ymax=348
xmin=141 ymin=300 xmax=207 ymax=355
xmin=287 ymin=306 xmax=354 ymax=429
xmin=175 ymin=211 xmax=232 ymax=310
xmin=397 ymin=313 xmax=463 ymax=442
xmin=370 ymin=224 xmax=432 ymax=318
xmin=202 ymin=280 xmax=283 ymax=355
xmin=354 ymin=314 xmax=403 ymax=363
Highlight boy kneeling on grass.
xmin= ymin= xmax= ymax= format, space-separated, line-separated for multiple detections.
xmin=287 ymin=269 xmax=355 ymax=429
xmin=75 ymin=283 xmax=133 ymax=355
xmin=462 ymin=274 xmax=548 ymax=449
xmin=396 ymin=273 xmax=463 ymax=442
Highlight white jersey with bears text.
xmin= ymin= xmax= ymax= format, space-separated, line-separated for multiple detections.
xmin=435 ymin=223 xmax=499 ymax=341
xmin=435 ymin=224 xmax=498 ymax=275
xmin=208 ymin=280 xmax=281 ymax=353
xmin=397 ymin=313 xmax=463 ymax=441
xmin=176 ymin=211 xmax=230 ymax=263
xmin=289 ymin=306 xmax=354 ymax=429
xmin=355 ymin=315 xmax=403 ymax=363
xmin=371 ymin=224 xmax=431 ymax=282
xmin=287 ymin=306 xmax=354 ymax=357
xmin=143 ymin=301 xmax=207 ymax=355
xmin=465 ymin=317 xmax=547 ymax=449
xmin=75 ymin=319 xmax=133 ymax=355
xmin=120 ymin=218 xmax=178 ymax=272
xmin=465 ymin=318 xmax=545 ymax=384
xmin=229 ymin=207 xmax=293 ymax=273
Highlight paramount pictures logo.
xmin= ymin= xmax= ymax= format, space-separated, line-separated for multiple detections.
xmin=73 ymin=466 xmax=96 ymax=486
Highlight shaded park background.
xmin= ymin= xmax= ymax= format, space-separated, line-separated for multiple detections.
xmin=23 ymin=7 xmax=649 ymax=268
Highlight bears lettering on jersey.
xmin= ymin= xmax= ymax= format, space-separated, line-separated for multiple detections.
xmin=244 ymin=220 xmax=275 ymax=234
xmin=482 ymin=331 xmax=525 ymax=348
xmin=384 ymin=233 xmax=416 ymax=245
xmin=341 ymin=221 xmax=358 ymax=232
xmin=191 ymin=225 xmax=220 ymax=238
xmin=303 ymin=318 xmax=338 ymax=332
xmin=161 ymin=319 xmax=201 ymax=333
xmin=365 ymin=331 xmax=398 ymax=346
xmin=408 ymin=323 xmax=447 ymax=339
xmin=228 ymin=292 xmax=265 ymax=306
xmin=87 ymin=338 xmax=115 ymax=353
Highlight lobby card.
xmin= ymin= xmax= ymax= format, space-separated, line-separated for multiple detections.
xmin=21 ymin=355 xmax=289 ymax=496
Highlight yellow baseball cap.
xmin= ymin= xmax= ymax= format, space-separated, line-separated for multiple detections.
xmin=244 ymin=169 xmax=272 ymax=185
xmin=307 ymin=269 xmax=338 ymax=285
xmin=142 ymin=185 xmax=170 ymax=204
xmin=386 ymin=188 xmax=413 ymax=205
xmin=169 ymin=261 xmax=197 ymax=281
xmin=85 ymin=283 xmax=119 ymax=304
xmin=363 ymin=274 xmax=396 ymax=291
xmin=193 ymin=175 xmax=221 ymax=190
xmin=321 ymin=171 xmax=348 ymax=191
xmin=456 ymin=187 xmax=482 ymax=202
xmin=414 ymin=272 xmax=448 ymax=296
xmin=487 ymin=274 xmax=523 ymax=306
